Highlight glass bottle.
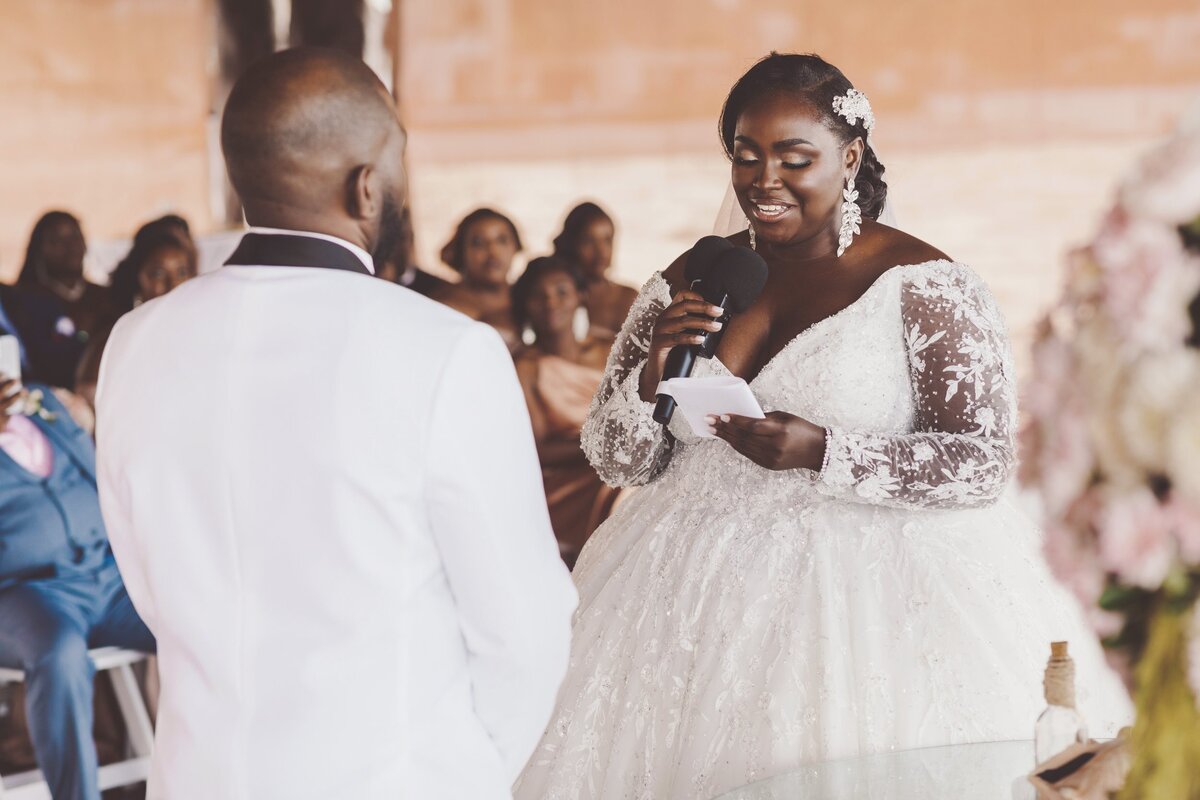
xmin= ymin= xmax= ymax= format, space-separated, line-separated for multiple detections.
xmin=1034 ymin=641 xmax=1088 ymax=764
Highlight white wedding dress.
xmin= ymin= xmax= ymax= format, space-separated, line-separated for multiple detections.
xmin=514 ymin=259 xmax=1131 ymax=800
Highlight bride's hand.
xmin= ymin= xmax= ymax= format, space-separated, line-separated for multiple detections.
xmin=637 ymin=290 xmax=725 ymax=403
xmin=709 ymin=412 xmax=826 ymax=471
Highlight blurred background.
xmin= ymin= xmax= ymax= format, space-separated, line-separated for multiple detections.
xmin=1 ymin=0 xmax=1198 ymax=368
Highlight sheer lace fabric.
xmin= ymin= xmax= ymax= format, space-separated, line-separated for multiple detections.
xmin=516 ymin=261 xmax=1131 ymax=800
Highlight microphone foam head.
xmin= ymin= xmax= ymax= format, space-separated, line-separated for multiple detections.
xmin=707 ymin=247 xmax=769 ymax=313
xmin=685 ymin=235 xmax=734 ymax=284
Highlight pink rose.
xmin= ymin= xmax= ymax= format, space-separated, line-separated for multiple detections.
xmin=1096 ymin=488 xmax=1175 ymax=590
xmin=1022 ymin=327 xmax=1095 ymax=515
xmin=1043 ymin=492 xmax=1106 ymax=609
xmin=1089 ymin=209 xmax=1197 ymax=351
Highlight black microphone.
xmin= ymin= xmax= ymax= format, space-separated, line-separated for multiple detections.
xmin=684 ymin=235 xmax=734 ymax=285
xmin=652 ymin=244 xmax=769 ymax=425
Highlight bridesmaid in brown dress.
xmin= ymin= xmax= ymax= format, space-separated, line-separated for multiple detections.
xmin=430 ymin=208 xmax=523 ymax=350
xmin=552 ymin=202 xmax=637 ymax=337
xmin=512 ymin=256 xmax=617 ymax=568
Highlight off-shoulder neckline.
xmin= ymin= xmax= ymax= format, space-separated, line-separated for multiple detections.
xmin=648 ymin=259 xmax=961 ymax=386
xmin=647 ymin=257 xmax=961 ymax=296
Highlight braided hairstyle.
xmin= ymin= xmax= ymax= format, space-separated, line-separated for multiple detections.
xmin=718 ymin=53 xmax=887 ymax=221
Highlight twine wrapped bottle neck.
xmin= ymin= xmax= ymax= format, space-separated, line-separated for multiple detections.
xmin=1044 ymin=641 xmax=1076 ymax=708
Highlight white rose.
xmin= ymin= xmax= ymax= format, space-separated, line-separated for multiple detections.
xmin=1116 ymin=350 xmax=1200 ymax=474
xmin=1168 ymin=390 xmax=1200 ymax=505
xmin=1120 ymin=127 xmax=1200 ymax=226
xmin=1082 ymin=347 xmax=1144 ymax=489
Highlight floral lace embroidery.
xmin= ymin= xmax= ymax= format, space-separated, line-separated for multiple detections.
xmin=816 ymin=262 xmax=1017 ymax=508
xmin=580 ymin=273 xmax=675 ymax=487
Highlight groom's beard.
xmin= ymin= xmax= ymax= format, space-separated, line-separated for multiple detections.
xmin=372 ymin=193 xmax=405 ymax=269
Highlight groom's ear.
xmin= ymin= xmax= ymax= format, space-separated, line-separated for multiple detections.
xmin=347 ymin=163 xmax=380 ymax=223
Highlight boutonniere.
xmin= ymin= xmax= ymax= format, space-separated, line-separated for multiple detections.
xmin=20 ymin=388 xmax=57 ymax=423
xmin=52 ymin=316 xmax=88 ymax=344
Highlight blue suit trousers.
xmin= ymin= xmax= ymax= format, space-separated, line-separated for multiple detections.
xmin=0 ymin=555 xmax=154 ymax=800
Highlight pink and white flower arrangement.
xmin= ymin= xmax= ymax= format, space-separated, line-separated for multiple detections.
xmin=1021 ymin=115 xmax=1200 ymax=710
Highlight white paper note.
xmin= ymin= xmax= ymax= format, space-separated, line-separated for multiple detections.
xmin=663 ymin=375 xmax=765 ymax=439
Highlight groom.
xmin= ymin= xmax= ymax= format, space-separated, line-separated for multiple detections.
xmin=95 ymin=48 xmax=575 ymax=799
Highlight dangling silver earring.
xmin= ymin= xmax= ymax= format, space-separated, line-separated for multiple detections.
xmin=748 ymin=224 xmax=757 ymax=251
xmin=837 ymin=176 xmax=862 ymax=257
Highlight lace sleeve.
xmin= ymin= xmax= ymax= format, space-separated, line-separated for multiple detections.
xmin=815 ymin=262 xmax=1017 ymax=509
xmin=580 ymin=273 xmax=675 ymax=487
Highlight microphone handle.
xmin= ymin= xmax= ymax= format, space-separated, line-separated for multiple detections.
xmin=652 ymin=346 xmax=696 ymax=424
xmin=699 ymin=292 xmax=731 ymax=358
xmin=652 ymin=291 xmax=730 ymax=426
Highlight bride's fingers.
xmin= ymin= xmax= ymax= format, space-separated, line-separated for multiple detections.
xmin=669 ymin=290 xmax=707 ymax=305
xmin=710 ymin=419 xmax=766 ymax=455
xmin=661 ymin=301 xmax=724 ymax=323
xmin=655 ymin=331 xmax=707 ymax=349
xmin=714 ymin=415 xmax=776 ymax=438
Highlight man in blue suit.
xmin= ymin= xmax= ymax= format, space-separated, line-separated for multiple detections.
xmin=0 ymin=376 xmax=154 ymax=800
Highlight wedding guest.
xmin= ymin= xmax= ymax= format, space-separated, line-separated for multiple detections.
xmin=0 ymin=377 xmax=155 ymax=800
xmin=430 ymin=208 xmax=522 ymax=350
xmin=0 ymin=283 xmax=79 ymax=390
xmin=16 ymin=212 xmax=116 ymax=366
xmin=133 ymin=214 xmax=196 ymax=255
xmin=74 ymin=228 xmax=198 ymax=407
xmin=552 ymin=202 xmax=637 ymax=337
xmin=512 ymin=256 xmax=617 ymax=567
xmin=375 ymin=206 xmax=451 ymax=297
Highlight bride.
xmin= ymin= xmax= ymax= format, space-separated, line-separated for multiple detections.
xmin=514 ymin=53 xmax=1129 ymax=799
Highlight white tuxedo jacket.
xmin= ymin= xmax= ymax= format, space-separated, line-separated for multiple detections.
xmin=96 ymin=253 xmax=576 ymax=799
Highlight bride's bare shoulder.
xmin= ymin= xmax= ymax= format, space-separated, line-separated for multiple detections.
xmin=863 ymin=221 xmax=952 ymax=269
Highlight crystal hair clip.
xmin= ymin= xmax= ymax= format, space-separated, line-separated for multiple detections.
xmin=832 ymin=88 xmax=875 ymax=132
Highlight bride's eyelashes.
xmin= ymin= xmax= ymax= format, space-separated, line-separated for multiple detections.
xmin=732 ymin=155 xmax=812 ymax=170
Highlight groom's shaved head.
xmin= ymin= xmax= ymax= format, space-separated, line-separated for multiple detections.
xmin=221 ymin=47 xmax=405 ymax=225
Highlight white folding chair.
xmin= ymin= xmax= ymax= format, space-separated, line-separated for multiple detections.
xmin=0 ymin=647 xmax=153 ymax=799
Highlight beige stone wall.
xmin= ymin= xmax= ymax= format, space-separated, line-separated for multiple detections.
xmin=401 ymin=0 xmax=1200 ymax=159
xmin=1 ymin=0 xmax=1197 ymax=303
xmin=0 ymin=0 xmax=214 ymax=280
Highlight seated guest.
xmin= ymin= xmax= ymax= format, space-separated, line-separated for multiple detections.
xmin=132 ymin=213 xmax=196 ymax=256
xmin=15 ymin=212 xmax=116 ymax=385
xmin=552 ymin=202 xmax=637 ymax=337
xmin=429 ymin=208 xmax=523 ymax=350
xmin=74 ymin=226 xmax=198 ymax=407
xmin=512 ymin=256 xmax=618 ymax=567
xmin=0 ymin=376 xmax=154 ymax=800
xmin=0 ymin=283 xmax=80 ymax=391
